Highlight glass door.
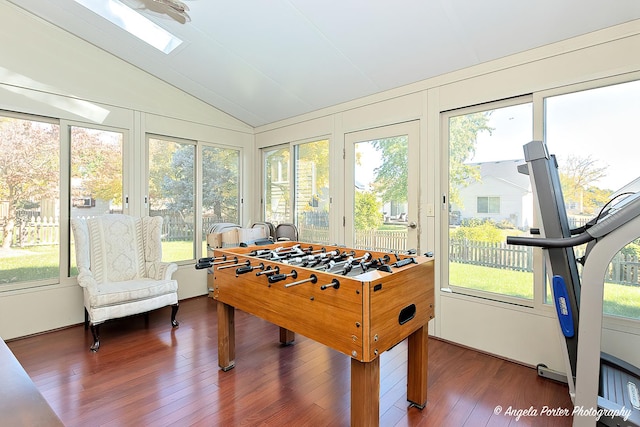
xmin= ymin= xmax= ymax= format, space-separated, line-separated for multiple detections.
xmin=344 ymin=121 xmax=419 ymax=253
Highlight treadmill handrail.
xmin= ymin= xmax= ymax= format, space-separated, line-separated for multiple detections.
xmin=506 ymin=232 xmax=594 ymax=248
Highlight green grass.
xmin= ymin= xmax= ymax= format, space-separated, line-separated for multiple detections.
xmin=378 ymin=224 xmax=407 ymax=231
xmin=161 ymin=240 xmax=196 ymax=263
xmin=0 ymin=246 xmax=60 ymax=283
xmin=451 ymin=262 xmax=640 ymax=319
xmin=450 ymin=262 xmax=533 ymax=299
xmin=0 ymin=240 xmax=196 ymax=284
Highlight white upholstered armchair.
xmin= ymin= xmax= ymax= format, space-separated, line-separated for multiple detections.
xmin=71 ymin=214 xmax=179 ymax=351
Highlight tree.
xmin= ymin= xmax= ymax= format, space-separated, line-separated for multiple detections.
xmin=558 ymin=154 xmax=609 ymax=214
xmin=70 ymin=127 xmax=122 ymax=207
xmin=166 ymin=146 xmax=194 ymax=213
xmin=296 ymin=140 xmax=330 ymax=214
xmin=148 ymin=138 xmax=181 ymax=211
xmin=0 ymin=118 xmax=59 ymax=248
xmin=370 ymin=137 xmax=408 ymax=205
xmin=354 ymin=190 xmax=383 ymax=230
xmin=364 ymin=113 xmax=492 ymax=214
xmin=448 ymin=112 xmax=493 ymax=207
xmin=202 ymin=147 xmax=239 ymax=222
xmin=157 ymin=143 xmax=195 ymax=215
xmin=264 ymin=147 xmax=291 ymax=221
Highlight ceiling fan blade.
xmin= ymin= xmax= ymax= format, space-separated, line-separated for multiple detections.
xmin=152 ymin=0 xmax=189 ymax=14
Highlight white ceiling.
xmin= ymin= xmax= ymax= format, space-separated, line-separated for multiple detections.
xmin=9 ymin=0 xmax=640 ymax=127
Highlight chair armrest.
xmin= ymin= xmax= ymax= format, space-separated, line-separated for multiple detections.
xmin=76 ymin=268 xmax=98 ymax=292
xmin=147 ymin=262 xmax=178 ymax=280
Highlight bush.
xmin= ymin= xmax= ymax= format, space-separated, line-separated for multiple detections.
xmin=452 ymin=218 xmax=502 ymax=243
xmin=620 ymin=242 xmax=640 ymax=258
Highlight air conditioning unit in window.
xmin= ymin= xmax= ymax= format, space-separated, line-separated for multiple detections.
xmin=73 ymin=197 xmax=95 ymax=208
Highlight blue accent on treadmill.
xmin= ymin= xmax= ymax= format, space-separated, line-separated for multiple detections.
xmin=552 ymin=275 xmax=575 ymax=338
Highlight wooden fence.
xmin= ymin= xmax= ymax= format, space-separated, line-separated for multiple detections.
xmin=354 ymin=229 xmax=408 ymax=253
xmin=449 ymin=239 xmax=533 ymax=272
xmin=298 ymin=226 xmax=409 ymax=253
xmin=8 ymin=216 xmax=60 ymax=247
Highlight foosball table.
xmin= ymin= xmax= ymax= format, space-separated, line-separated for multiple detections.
xmin=196 ymin=241 xmax=435 ymax=427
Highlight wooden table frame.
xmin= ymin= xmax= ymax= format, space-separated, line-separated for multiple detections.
xmin=209 ymin=242 xmax=433 ymax=427
xmin=217 ymin=301 xmax=429 ymax=427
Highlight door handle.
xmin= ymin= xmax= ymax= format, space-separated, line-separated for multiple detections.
xmin=407 ymin=221 xmax=417 ymax=229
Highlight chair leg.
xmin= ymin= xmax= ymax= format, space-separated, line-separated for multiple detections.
xmin=171 ymin=303 xmax=179 ymax=327
xmin=89 ymin=323 xmax=100 ymax=352
xmin=84 ymin=308 xmax=89 ymax=330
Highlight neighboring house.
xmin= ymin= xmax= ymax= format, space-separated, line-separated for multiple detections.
xmin=452 ymin=159 xmax=533 ymax=230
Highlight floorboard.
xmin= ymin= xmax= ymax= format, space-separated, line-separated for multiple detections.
xmin=7 ymin=296 xmax=573 ymax=426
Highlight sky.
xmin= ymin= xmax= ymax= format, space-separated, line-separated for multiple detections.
xmin=471 ymin=79 xmax=640 ymax=192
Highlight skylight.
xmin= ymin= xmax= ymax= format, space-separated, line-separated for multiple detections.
xmin=73 ymin=0 xmax=182 ymax=54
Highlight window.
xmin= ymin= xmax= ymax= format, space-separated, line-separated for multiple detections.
xmin=263 ymin=145 xmax=290 ymax=225
xmin=294 ymin=139 xmax=329 ymax=244
xmin=201 ymin=145 xmax=240 ymax=254
xmin=0 ymin=115 xmax=60 ymax=285
xmin=545 ymin=79 xmax=640 ymax=320
xmin=148 ymin=136 xmax=195 ymax=263
xmin=446 ymin=100 xmax=534 ymax=302
xmin=477 ymin=196 xmax=500 ymax=214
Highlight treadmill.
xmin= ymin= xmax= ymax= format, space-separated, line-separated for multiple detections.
xmin=506 ymin=140 xmax=640 ymax=427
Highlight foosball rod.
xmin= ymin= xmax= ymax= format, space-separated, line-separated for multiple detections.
xmin=320 ymin=278 xmax=340 ymax=290
xmin=284 ymin=274 xmax=318 ymax=288
xmin=195 ymin=256 xmax=236 ymax=269
xmin=217 ymin=260 xmax=250 ymax=270
xmin=255 ymin=266 xmax=279 ymax=276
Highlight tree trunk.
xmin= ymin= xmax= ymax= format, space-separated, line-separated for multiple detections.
xmin=2 ymin=218 xmax=14 ymax=249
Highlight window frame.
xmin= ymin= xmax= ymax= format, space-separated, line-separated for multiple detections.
xmin=261 ymin=136 xmax=332 ymax=230
xmin=0 ymin=112 xmax=134 ymax=292
xmin=441 ymin=95 xmax=538 ymax=308
xmin=535 ymin=72 xmax=640 ymax=329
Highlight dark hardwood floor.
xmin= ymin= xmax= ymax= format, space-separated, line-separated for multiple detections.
xmin=7 ymin=296 xmax=573 ymax=426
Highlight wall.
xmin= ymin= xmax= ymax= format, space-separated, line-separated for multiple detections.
xmin=0 ymin=1 xmax=253 ymax=340
xmin=256 ymin=20 xmax=640 ymax=371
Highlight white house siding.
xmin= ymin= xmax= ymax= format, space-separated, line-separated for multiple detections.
xmin=454 ymin=160 xmax=532 ymax=229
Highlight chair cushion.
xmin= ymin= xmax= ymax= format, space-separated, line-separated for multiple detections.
xmin=88 ymin=278 xmax=178 ymax=308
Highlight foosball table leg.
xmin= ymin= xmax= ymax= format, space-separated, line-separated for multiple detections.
xmin=407 ymin=325 xmax=428 ymax=408
xmin=279 ymin=327 xmax=295 ymax=346
xmin=217 ymin=301 xmax=236 ymax=371
xmin=350 ymin=357 xmax=380 ymax=427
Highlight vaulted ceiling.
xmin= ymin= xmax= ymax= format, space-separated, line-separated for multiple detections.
xmin=10 ymin=0 xmax=640 ymax=127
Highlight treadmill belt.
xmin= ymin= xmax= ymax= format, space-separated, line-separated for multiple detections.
xmin=600 ymin=358 xmax=640 ymax=425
